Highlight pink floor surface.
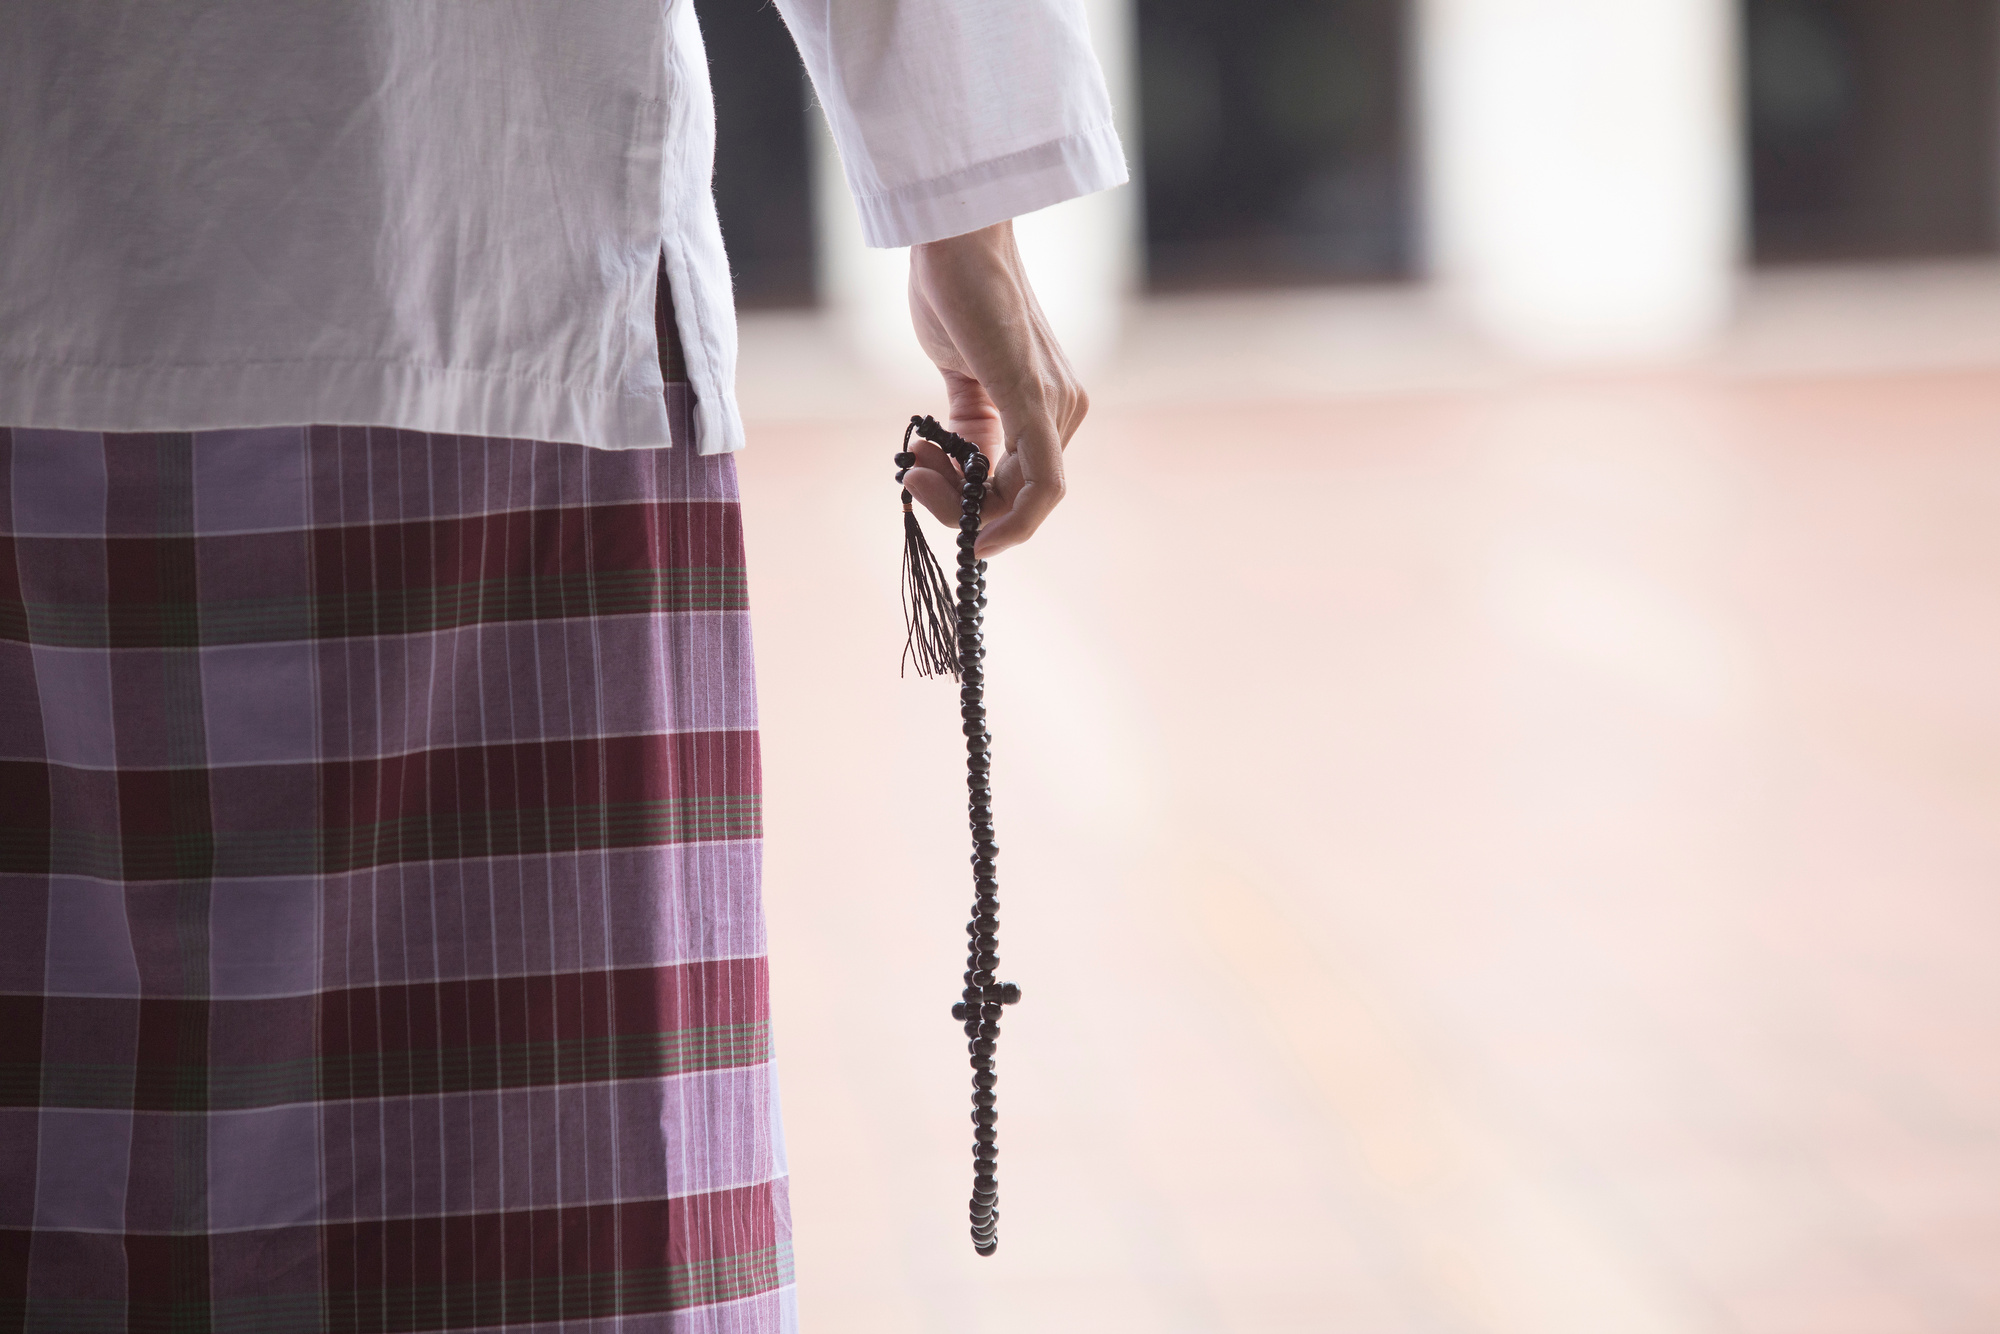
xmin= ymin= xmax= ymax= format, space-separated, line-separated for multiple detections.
xmin=739 ymin=368 xmax=2000 ymax=1334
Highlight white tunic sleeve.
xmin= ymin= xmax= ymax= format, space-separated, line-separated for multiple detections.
xmin=775 ymin=0 xmax=1129 ymax=248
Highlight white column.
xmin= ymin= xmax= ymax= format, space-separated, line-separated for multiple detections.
xmin=813 ymin=0 xmax=1140 ymax=391
xmin=1419 ymin=0 xmax=1741 ymax=360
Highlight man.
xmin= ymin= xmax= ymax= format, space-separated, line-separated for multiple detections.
xmin=0 ymin=2 xmax=1123 ymax=1328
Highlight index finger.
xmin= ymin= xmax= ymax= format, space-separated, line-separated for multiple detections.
xmin=971 ymin=418 xmax=1065 ymax=558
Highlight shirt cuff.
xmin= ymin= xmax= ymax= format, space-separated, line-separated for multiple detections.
xmin=852 ymin=121 xmax=1129 ymax=249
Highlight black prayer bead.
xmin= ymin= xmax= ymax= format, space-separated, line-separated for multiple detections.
xmin=906 ymin=433 xmax=1016 ymax=1256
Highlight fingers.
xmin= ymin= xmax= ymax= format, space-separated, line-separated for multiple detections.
xmin=902 ymin=370 xmax=1075 ymax=554
xmin=901 ymin=436 xmax=961 ymax=527
xmin=904 ymin=220 xmax=1089 ymax=556
xmin=970 ymin=415 xmax=1063 ymax=558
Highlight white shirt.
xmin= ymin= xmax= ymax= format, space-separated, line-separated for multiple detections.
xmin=0 ymin=0 xmax=1125 ymax=454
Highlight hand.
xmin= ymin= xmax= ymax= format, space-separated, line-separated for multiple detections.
xmin=904 ymin=220 xmax=1088 ymax=558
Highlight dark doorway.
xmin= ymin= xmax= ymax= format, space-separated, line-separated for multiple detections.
xmin=1745 ymin=0 xmax=2000 ymax=263
xmin=1136 ymin=0 xmax=1417 ymax=290
xmin=693 ymin=0 xmax=817 ymax=308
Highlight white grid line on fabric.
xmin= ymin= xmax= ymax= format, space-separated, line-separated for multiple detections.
xmin=5 ymin=842 xmax=766 ymax=890
xmin=580 ymin=413 xmax=631 ymax=1312
xmin=16 ymin=946 xmax=774 ymax=998
xmin=0 ymin=716 xmax=755 ymax=771
xmin=19 ymin=1174 xmax=793 ymax=1236
xmin=1 ymin=497 xmax=739 ymax=541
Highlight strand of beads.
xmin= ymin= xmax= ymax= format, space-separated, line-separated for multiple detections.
xmin=902 ymin=416 xmax=1021 ymax=1256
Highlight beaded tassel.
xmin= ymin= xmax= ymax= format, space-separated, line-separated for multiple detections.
xmin=897 ymin=420 xmax=960 ymax=679
xmin=897 ymin=414 xmax=1022 ymax=1256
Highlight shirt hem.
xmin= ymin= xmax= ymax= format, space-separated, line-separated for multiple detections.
xmin=854 ymin=121 xmax=1130 ymax=249
xmin=0 ymin=358 xmax=710 ymax=453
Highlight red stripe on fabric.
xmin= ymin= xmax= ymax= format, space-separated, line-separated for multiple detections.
xmin=124 ymin=1232 xmax=211 ymax=1312
xmin=0 ymin=536 xmax=21 ymax=617
xmin=665 ymin=1182 xmax=779 ymax=1270
xmin=0 ymin=1228 xmax=27 ymax=1309
xmin=321 ymin=1182 xmax=778 ymax=1289
xmin=130 ymin=997 xmax=208 ymax=1111
xmin=112 ymin=769 xmax=180 ymax=840
xmin=309 ymin=502 xmax=744 ymax=596
xmin=115 ymin=769 xmax=215 ymax=881
xmin=319 ymin=731 xmax=760 ymax=826
xmin=318 ymin=958 xmax=767 ymax=1062
xmin=105 ymin=537 xmax=195 ymax=608
xmin=0 ymin=996 xmax=39 ymax=1105
xmin=0 ymin=763 xmax=50 ymax=873
xmin=102 ymin=434 xmax=172 ymax=537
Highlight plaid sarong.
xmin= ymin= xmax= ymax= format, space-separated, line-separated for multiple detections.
xmin=0 ymin=396 xmax=792 ymax=1332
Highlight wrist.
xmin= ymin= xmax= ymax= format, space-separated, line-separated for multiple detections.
xmin=915 ymin=218 xmax=1014 ymax=260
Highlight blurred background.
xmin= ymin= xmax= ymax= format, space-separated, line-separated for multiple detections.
xmin=697 ymin=1 xmax=2000 ymax=1329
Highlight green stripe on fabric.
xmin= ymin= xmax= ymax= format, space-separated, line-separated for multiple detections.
xmin=10 ymin=1296 xmax=131 ymax=1333
xmin=13 ymin=1022 xmax=770 ymax=1111
xmin=3 ymin=1244 xmax=791 ymax=1334
xmin=1 ymin=796 xmax=761 ymax=879
xmin=0 ymin=570 xmax=749 ymax=648
xmin=672 ymin=1240 xmax=796 ymax=1310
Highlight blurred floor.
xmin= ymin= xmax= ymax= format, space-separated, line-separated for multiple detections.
xmin=736 ymin=317 xmax=2000 ymax=1332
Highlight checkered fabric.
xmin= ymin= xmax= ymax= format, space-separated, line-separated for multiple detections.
xmin=0 ymin=392 xmax=793 ymax=1332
